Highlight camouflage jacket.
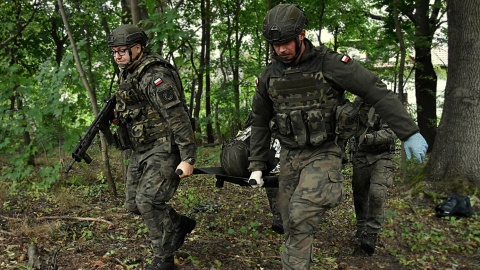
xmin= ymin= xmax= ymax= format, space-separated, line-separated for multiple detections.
xmin=116 ymin=52 xmax=196 ymax=160
xmin=248 ymin=38 xmax=418 ymax=171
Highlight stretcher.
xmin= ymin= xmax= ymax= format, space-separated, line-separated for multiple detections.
xmin=191 ymin=167 xmax=279 ymax=188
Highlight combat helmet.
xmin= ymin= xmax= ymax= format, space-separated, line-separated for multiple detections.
xmin=108 ymin=24 xmax=148 ymax=47
xmin=108 ymin=24 xmax=148 ymax=69
xmin=262 ymin=4 xmax=307 ymax=44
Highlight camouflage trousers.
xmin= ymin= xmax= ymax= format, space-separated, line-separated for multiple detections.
xmin=352 ymin=153 xmax=394 ymax=234
xmin=124 ymin=144 xmax=182 ymax=258
xmin=277 ymin=141 xmax=344 ymax=270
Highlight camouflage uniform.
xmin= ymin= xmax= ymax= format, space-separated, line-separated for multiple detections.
xmin=351 ymin=103 xmax=396 ymax=239
xmin=116 ymin=52 xmax=196 ymax=259
xmin=248 ymin=38 xmax=419 ymax=269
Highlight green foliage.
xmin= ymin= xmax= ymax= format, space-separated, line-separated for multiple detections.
xmin=0 ymin=144 xmax=479 ymax=269
xmin=82 ymin=172 xmax=109 ymax=197
xmin=0 ymin=0 xmax=451 ymax=198
xmin=34 ymin=164 xmax=62 ymax=191
xmin=144 ymin=9 xmax=197 ymax=54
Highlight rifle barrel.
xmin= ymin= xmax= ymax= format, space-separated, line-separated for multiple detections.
xmin=65 ymin=159 xmax=75 ymax=173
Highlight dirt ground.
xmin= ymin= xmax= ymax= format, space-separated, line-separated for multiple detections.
xmin=0 ymin=147 xmax=479 ymax=270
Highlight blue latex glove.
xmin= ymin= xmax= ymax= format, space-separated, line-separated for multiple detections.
xmin=404 ymin=132 xmax=428 ymax=163
xmin=249 ymin=171 xmax=263 ymax=188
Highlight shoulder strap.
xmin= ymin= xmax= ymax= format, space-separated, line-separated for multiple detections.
xmin=358 ymin=106 xmax=376 ymax=145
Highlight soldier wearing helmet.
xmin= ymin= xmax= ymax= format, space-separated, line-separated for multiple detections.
xmin=248 ymin=4 xmax=428 ymax=269
xmin=108 ymin=24 xmax=197 ymax=270
xmin=262 ymin=3 xmax=307 ymax=64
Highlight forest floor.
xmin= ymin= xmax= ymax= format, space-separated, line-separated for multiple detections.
xmin=0 ymin=145 xmax=479 ymax=270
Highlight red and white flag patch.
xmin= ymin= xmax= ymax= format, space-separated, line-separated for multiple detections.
xmin=154 ymin=78 xmax=163 ymax=86
xmin=340 ymin=55 xmax=350 ymax=63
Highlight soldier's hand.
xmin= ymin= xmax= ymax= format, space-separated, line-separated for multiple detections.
xmin=176 ymin=162 xmax=194 ymax=178
xmin=249 ymin=171 xmax=264 ymax=188
xmin=111 ymin=110 xmax=120 ymax=125
xmin=404 ymin=132 xmax=428 ymax=163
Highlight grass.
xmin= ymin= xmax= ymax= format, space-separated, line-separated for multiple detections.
xmin=0 ymin=145 xmax=478 ymax=269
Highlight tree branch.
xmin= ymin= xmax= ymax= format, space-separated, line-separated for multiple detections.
xmin=0 ymin=215 xmax=114 ymax=229
xmin=37 ymin=216 xmax=114 ymax=229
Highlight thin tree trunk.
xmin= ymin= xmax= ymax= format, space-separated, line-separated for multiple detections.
xmin=194 ymin=0 xmax=207 ymax=144
xmin=58 ymin=0 xmax=116 ymax=196
xmin=393 ymin=0 xmax=407 ymax=176
xmin=130 ymin=0 xmax=140 ymax=25
xmin=411 ymin=0 xmax=438 ymax=152
xmin=205 ymin=0 xmax=214 ymax=143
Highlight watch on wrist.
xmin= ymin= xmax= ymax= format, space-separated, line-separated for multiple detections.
xmin=184 ymin=157 xmax=196 ymax=165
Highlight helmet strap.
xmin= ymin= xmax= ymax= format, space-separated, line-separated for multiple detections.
xmin=122 ymin=45 xmax=143 ymax=69
xmin=292 ymin=36 xmax=302 ymax=62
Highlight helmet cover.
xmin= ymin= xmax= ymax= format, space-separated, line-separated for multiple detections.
xmin=108 ymin=24 xmax=148 ymax=47
xmin=262 ymin=4 xmax=307 ymax=44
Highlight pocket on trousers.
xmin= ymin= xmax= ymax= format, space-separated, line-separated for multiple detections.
xmin=321 ymin=169 xmax=344 ymax=208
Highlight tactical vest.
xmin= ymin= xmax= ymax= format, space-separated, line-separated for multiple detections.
xmin=267 ymin=47 xmax=343 ymax=148
xmin=357 ymin=114 xmax=396 ymax=153
xmin=115 ymin=53 xmax=180 ymax=152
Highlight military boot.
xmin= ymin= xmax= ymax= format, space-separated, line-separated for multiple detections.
xmin=360 ymin=233 xmax=377 ymax=255
xmin=172 ymin=215 xmax=196 ymax=251
xmin=146 ymin=256 xmax=175 ymax=270
xmin=353 ymin=229 xmax=366 ymax=244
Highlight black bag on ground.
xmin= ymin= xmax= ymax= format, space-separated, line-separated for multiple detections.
xmin=435 ymin=195 xmax=473 ymax=218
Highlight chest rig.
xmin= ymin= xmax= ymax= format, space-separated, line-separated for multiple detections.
xmin=357 ymin=114 xmax=395 ymax=153
xmin=115 ymin=54 xmax=176 ymax=152
xmin=268 ymin=57 xmax=342 ymax=148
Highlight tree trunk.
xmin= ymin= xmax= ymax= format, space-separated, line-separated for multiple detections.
xmin=205 ymin=0 xmax=214 ymax=143
xmin=426 ymin=0 xmax=480 ymax=187
xmin=393 ymin=0 xmax=408 ymax=175
xmin=194 ymin=0 xmax=207 ymax=144
xmin=58 ymin=0 xmax=116 ymax=196
xmin=130 ymin=0 xmax=140 ymax=25
xmin=414 ymin=45 xmax=437 ymax=151
xmin=412 ymin=0 xmax=438 ymax=152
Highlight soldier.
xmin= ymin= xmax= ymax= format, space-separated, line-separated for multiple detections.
xmin=247 ymin=4 xmax=428 ymax=270
xmin=350 ymin=97 xmax=397 ymax=255
xmin=108 ymin=24 xmax=197 ymax=270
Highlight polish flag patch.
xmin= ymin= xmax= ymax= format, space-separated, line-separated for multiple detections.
xmin=340 ymin=55 xmax=350 ymax=63
xmin=154 ymin=78 xmax=163 ymax=86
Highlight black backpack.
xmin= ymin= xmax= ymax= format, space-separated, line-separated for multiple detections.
xmin=435 ymin=195 xmax=473 ymax=218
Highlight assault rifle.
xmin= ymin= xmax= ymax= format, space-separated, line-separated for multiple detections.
xmin=65 ymin=96 xmax=116 ymax=173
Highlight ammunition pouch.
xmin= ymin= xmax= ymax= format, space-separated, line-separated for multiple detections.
xmin=307 ymin=109 xmax=328 ymax=145
xmin=271 ymin=109 xmax=328 ymax=147
xmin=290 ymin=110 xmax=307 ymax=146
xmin=335 ymin=100 xmax=368 ymax=140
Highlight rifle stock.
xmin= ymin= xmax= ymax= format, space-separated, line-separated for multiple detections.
xmin=65 ymin=96 xmax=116 ymax=173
